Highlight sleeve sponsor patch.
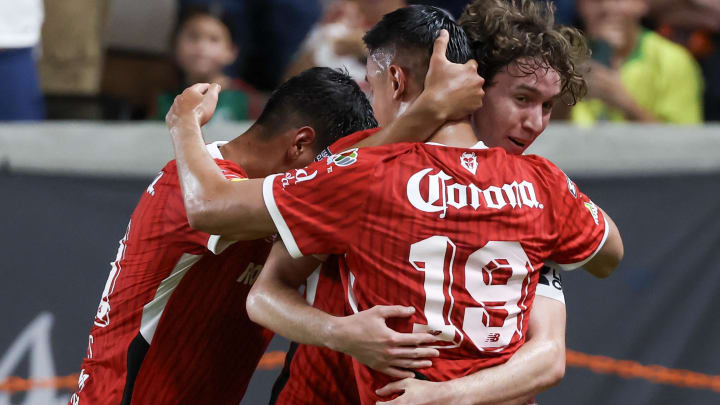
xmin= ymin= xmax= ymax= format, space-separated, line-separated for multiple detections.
xmin=584 ymin=201 xmax=600 ymax=225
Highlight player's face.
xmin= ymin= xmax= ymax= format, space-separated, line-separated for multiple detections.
xmin=176 ymin=15 xmax=236 ymax=81
xmin=364 ymin=53 xmax=398 ymax=127
xmin=472 ymin=60 xmax=561 ymax=155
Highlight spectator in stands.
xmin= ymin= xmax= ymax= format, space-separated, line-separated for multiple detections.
xmin=180 ymin=0 xmax=322 ymax=92
xmin=283 ymin=0 xmax=406 ymax=90
xmin=155 ymin=5 xmax=265 ymax=121
xmin=571 ymin=0 xmax=704 ymax=125
xmin=0 ymin=0 xmax=45 ymax=120
xmin=648 ymin=0 xmax=720 ymax=121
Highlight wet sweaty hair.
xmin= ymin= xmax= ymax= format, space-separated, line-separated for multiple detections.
xmin=459 ymin=0 xmax=590 ymax=105
xmin=362 ymin=5 xmax=472 ymax=89
xmin=255 ymin=67 xmax=378 ymax=152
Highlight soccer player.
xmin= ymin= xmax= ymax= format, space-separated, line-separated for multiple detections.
xmin=70 ymin=65 xmax=484 ymax=405
xmin=266 ymin=1 xmax=598 ymax=404
xmin=166 ymin=6 xmax=623 ymax=405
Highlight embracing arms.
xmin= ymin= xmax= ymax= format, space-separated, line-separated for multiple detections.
xmin=165 ymin=31 xmax=485 ymax=239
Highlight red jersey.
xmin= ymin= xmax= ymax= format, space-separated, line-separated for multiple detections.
xmin=263 ymin=141 xmax=608 ymax=404
xmin=71 ymin=142 xmax=274 ymax=405
xmin=271 ymin=129 xmax=379 ymax=405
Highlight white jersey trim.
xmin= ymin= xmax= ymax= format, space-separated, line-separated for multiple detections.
xmin=262 ymin=174 xmax=303 ymax=259
xmin=305 ymin=267 xmax=321 ymax=306
xmin=139 ymin=253 xmax=202 ymax=343
xmin=551 ymin=211 xmax=610 ymax=271
xmin=424 ymin=141 xmax=488 ymax=150
xmin=207 ymin=235 xmax=237 ymax=255
xmin=205 ymin=141 xmax=236 ymax=254
xmin=206 ymin=141 xmax=228 ymax=159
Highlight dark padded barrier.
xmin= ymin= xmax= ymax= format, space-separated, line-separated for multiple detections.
xmin=1 ymin=171 xmax=719 ymax=404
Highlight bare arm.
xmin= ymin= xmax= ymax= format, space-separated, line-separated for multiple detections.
xmin=165 ymin=83 xmax=276 ymax=239
xmin=377 ymin=296 xmax=566 ymax=405
xmin=247 ymin=240 xmax=441 ymax=379
xmin=353 ymin=30 xmax=485 ymax=148
xmin=583 ymin=208 xmax=624 ymax=279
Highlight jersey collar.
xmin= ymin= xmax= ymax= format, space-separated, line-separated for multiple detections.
xmin=206 ymin=141 xmax=229 ymax=160
xmin=425 ymin=141 xmax=488 ymax=150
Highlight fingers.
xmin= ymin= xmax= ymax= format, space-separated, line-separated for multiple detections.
xmin=376 ymin=378 xmax=410 ymax=397
xmin=379 ymin=367 xmax=416 ymax=379
xmin=431 ymin=29 xmax=449 ymax=62
xmin=389 ymin=331 xmax=441 ymax=346
xmin=208 ymin=83 xmax=221 ymax=98
xmin=388 ymin=358 xmax=433 ymax=369
xmin=375 ymin=305 xmax=415 ymax=319
xmin=465 ymin=58 xmax=479 ymax=72
xmin=388 ymin=346 xmax=440 ymax=359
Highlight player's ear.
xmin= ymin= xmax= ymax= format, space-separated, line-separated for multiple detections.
xmin=388 ymin=64 xmax=406 ymax=100
xmin=287 ymin=126 xmax=317 ymax=162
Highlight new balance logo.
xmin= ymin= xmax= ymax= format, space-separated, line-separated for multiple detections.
xmin=485 ymin=333 xmax=501 ymax=343
xmin=237 ymin=263 xmax=263 ymax=285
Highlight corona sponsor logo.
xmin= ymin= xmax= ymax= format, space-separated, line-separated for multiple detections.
xmin=406 ymin=168 xmax=543 ymax=218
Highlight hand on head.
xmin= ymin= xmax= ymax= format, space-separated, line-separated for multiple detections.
xmin=423 ymin=30 xmax=485 ymax=121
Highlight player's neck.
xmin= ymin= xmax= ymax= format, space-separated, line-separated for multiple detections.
xmin=219 ymin=125 xmax=280 ymax=178
xmin=427 ymin=119 xmax=478 ymax=148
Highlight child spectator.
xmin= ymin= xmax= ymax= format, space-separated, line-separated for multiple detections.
xmin=155 ymin=5 xmax=265 ymax=121
xmin=571 ymin=0 xmax=704 ymax=125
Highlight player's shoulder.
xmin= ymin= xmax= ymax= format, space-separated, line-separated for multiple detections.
xmin=326 ymin=127 xmax=382 ymax=156
xmin=516 ymin=153 xmax=566 ymax=179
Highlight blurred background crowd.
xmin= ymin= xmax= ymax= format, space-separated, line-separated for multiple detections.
xmin=1 ymin=0 xmax=718 ymax=124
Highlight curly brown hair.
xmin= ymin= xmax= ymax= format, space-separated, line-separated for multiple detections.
xmin=459 ymin=0 xmax=589 ymax=105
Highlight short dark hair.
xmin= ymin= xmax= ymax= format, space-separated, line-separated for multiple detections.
xmin=255 ymin=67 xmax=378 ymax=152
xmin=459 ymin=0 xmax=589 ymax=105
xmin=363 ymin=5 xmax=472 ymax=89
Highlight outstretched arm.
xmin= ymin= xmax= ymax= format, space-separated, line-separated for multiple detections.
xmin=582 ymin=207 xmax=623 ymax=278
xmin=377 ymin=296 xmax=566 ymax=405
xmin=166 ymin=83 xmax=276 ymax=239
xmin=353 ymin=30 xmax=485 ymax=148
xmin=247 ymin=240 xmax=441 ymax=379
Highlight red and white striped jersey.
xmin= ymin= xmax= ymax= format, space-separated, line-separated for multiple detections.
xmin=263 ymin=141 xmax=608 ymax=404
xmin=271 ymin=129 xmax=379 ymax=405
xmin=71 ymin=142 xmax=274 ymax=405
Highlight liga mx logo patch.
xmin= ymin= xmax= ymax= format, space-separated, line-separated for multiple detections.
xmin=460 ymin=152 xmax=477 ymax=175
xmin=330 ymin=148 xmax=359 ymax=167
xmin=584 ymin=201 xmax=599 ymax=225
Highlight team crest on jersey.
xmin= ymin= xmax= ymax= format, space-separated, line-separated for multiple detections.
xmin=460 ymin=152 xmax=478 ymax=175
xmin=565 ymin=175 xmax=577 ymax=198
xmin=329 ymin=148 xmax=359 ymax=167
xmin=584 ymin=201 xmax=599 ymax=225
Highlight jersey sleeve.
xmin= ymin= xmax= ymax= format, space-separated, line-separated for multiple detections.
xmin=262 ymin=148 xmax=376 ymax=258
xmin=546 ymin=168 xmax=609 ymax=271
xmin=206 ymin=160 xmax=248 ymax=254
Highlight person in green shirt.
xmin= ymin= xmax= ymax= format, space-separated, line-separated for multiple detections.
xmin=571 ymin=0 xmax=704 ymax=125
xmin=156 ymin=5 xmax=266 ymax=122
